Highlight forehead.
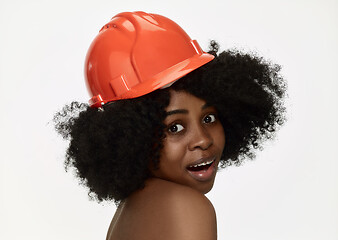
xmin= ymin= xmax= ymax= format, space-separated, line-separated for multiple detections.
xmin=166 ymin=90 xmax=207 ymax=111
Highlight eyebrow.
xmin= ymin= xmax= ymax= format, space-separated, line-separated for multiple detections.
xmin=166 ymin=109 xmax=188 ymax=116
xmin=165 ymin=103 xmax=211 ymax=116
xmin=202 ymin=103 xmax=212 ymax=110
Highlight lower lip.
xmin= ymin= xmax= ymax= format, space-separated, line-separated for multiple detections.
xmin=186 ymin=160 xmax=217 ymax=182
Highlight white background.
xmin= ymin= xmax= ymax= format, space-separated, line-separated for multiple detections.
xmin=1 ymin=0 xmax=337 ymax=239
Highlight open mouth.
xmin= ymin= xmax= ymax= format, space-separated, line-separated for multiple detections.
xmin=186 ymin=158 xmax=216 ymax=182
xmin=187 ymin=159 xmax=214 ymax=172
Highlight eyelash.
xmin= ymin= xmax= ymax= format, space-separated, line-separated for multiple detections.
xmin=203 ymin=114 xmax=216 ymax=124
xmin=167 ymin=113 xmax=217 ymax=134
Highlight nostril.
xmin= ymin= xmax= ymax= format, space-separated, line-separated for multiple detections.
xmin=189 ymin=131 xmax=213 ymax=151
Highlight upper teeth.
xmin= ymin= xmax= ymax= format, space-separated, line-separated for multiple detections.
xmin=191 ymin=159 xmax=214 ymax=168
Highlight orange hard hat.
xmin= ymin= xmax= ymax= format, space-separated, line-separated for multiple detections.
xmin=85 ymin=11 xmax=214 ymax=108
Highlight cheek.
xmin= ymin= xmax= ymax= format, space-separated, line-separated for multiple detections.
xmin=160 ymin=138 xmax=186 ymax=165
xmin=214 ymin=125 xmax=226 ymax=151
xmin=154 ymin=139 xmax=186 ymax=179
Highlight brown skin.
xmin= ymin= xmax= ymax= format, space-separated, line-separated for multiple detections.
xmin=106 ymin=91 xmax=225 ymax=240
xmin=152 ymin=90 xmax=225 ymax=194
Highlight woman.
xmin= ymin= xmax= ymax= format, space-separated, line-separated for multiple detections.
xmin=54 ymin=11 xmax=286 ymax=240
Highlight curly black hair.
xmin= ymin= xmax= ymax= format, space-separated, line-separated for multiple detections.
xmin=54 ymin=41 xmax=287 ymax=203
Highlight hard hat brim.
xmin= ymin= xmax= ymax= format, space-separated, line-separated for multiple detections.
xmin=111 ymin=53 xmax=214 ymax=101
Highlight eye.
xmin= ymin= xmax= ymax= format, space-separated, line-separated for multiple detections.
xmin=203 ymin=114 xmax=216 ymax=124
xmin=168 ymin=123 xmax=184 ymax=133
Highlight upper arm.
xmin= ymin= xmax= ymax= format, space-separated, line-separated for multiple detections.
xmin=158 ymin=187 xmax=217 ymax=240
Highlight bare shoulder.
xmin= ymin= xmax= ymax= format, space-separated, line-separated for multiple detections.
xmin=133 ymin=179 xmax=217 ymax=240
xmin=156 ymin=179 xmax=215 ymax=214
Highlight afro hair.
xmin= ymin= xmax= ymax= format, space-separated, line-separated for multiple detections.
xmin=54 ymin=41 xmax=287 ymax=203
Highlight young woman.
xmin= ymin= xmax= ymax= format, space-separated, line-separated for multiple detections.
xmin=54 ymin=11 xmax=286 ymax=240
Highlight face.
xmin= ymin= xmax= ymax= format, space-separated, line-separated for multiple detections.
xmin=151 ymin=90 xmax=225 ymax=194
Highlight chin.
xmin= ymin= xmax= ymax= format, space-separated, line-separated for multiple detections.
xmin=194 ymin=179 xmax=216 ymax=194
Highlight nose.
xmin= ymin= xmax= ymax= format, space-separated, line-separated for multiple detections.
xmin=188 ymin=125 xmax=213 ymax=151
